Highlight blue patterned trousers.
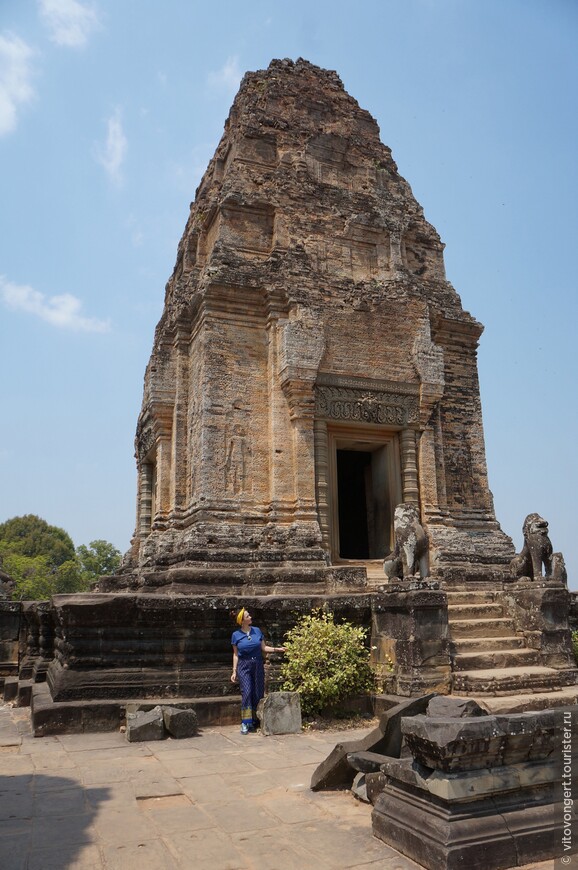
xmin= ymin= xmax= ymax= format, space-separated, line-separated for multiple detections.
xmin=237 ymin=657 xmax=265 ymax=726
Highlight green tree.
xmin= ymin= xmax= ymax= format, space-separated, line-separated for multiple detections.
xmin=76 ymin=539 xmax=121 ymax=583
xmin=0 ymin=548 xmax=54 ymax=600
xmin=0 ymin=514 xmax=75 ymax=567
xmin=0 ymin=515 xmax=120 ymax=599
xmin=279 ymin=609 xmax=375 ymax=717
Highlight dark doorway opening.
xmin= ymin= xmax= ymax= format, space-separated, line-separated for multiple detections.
xmin=336 ymin=446 xmax=392 ymax=559
xmin=337 ymin=450 xmax=371 ymax=558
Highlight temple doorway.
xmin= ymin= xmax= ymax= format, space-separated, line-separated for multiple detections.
xmin=327 ymin=429 xmax=402 ymax=563
xmin=336 ymin=447 xmax=392 ymax=558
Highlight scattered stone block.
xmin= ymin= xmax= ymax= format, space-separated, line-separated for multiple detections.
xmin=126 ymin=705 xmax=165 ymax=742
xmin=163 ymin=706 xmax=198 ymax=739
xmin=257 ymin=692 xmax=302 ymax=736
xmin=310 ymin=693 xmax=435 ymax=790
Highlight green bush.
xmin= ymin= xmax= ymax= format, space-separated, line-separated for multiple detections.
xmin=572 ymin=631 xmax=578 ymax=665
xmin=279 ymin=609 xmax=375 ymax=717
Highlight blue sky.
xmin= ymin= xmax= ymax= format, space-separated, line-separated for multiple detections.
xmin=1 ymin=0 xmax=576 ymax=584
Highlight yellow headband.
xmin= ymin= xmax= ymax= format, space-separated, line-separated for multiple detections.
xmin=236 ymin=607 xmax=245 ymax=626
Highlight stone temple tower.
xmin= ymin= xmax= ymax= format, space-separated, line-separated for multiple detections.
xmin=16 ymin=60 xmax=575 ymax=734
xmin=127 ymin=58 xmax=513 ymax=589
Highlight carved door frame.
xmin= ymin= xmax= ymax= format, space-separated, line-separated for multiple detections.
xmin=313 ymin=373 xmax=420 ymax=563
xmin=326 ymin=425 xmax=402 ymax=562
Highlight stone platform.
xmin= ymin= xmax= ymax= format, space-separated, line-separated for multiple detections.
xmin=0 ymin=704 xmax=559 ymax=870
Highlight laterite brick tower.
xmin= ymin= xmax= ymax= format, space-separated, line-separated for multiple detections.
xmin=127 ymin=57 xmax=513 ymax=589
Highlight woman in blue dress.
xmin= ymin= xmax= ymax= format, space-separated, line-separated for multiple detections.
xmin=230 ymin=607 xmax=284 ymax=733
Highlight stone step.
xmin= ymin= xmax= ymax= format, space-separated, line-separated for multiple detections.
xmin=450 ymin=618 xmax=516 ymax=638
xmin=3 ymin=676 xmax=18 ymax=703
xmin=452 ymin=666 xmax=578 ymax=696
xmin=452 ymin=648 xmax=541 ymax=671
xmin=366 ymin=567 xmax=386 ymax=580
xmin=469 ymin=686 xmax=578 ymax=713
xmin=17 ymin=679 xmax=33 ymax=708
xmin=445 ymin=591 xmax=498 ymax=606
xmin=452 ymin=636 xmax=526 ymax=652
xmin=447 ymin=603 xmax=504 ymax=620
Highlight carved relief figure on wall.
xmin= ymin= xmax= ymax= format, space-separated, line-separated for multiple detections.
xmin=448 ymin=441 xmax=474 ymax=506
xmin=224 ymin=424 xmax=251 ymax=495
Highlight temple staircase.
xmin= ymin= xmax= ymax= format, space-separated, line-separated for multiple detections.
xmin=447 ymin=590 xmax=578 ymax=712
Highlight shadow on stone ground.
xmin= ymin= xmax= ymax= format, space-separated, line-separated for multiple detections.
xmin=0 ymin=773 xmax=109 ymax=870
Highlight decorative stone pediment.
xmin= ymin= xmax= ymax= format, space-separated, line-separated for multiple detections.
xmin=315 ymin=374 xmax=419 ymax=426
xmin=137 ymin=427 xmax=155 ymax=464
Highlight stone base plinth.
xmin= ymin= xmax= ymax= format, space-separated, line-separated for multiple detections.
xmin=372 ymin=762 xmax=564 ymax=869
xmin=95 ymin=564 xmax=367 ymax=595
xmin=31 ymin=682 xmax=240 ymax=737
xmin=33 ymin=591 xmax=374 ymax=733
xmin=426 ymin=522 xmax=514 ymax=584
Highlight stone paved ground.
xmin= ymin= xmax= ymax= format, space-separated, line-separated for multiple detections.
xmin=0 ymin=704 xmax=558 ymax=870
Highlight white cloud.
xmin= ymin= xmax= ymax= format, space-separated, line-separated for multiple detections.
xmin=0 ymin=32 xmax=35 ymax=136
xmin=94 ymin=109 xmax=127 ymax=183
xmin=0 ymin=277 xmax=110 ymax=333
xmin=207 ymin=56 xmax=242 ymax=93
xmin=38 ymin=0 xmax=100 ymax=48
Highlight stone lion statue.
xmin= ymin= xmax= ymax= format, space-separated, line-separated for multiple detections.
xmin=383 ymin=503 xmax=429 ymax=580
xmin=509 ymin=513 xmax=565 ymax=583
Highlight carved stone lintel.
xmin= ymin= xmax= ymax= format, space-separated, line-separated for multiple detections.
xmin=315 ymin=375 xmax=419 ymax=426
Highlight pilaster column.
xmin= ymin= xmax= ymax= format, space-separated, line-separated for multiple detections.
xmin=314 ymin=418 xmax=330 ymax=552
xmin=154 ymin=433 xmax=172 ymax=526
xmin=401 ymin=428 xmax=420 ymax=507
xmin=170 ymin=325 xmax=190 ymax=517
xmin=138 ymin=463 xmax=153 ymax=539
xmin=418 ymin=418 xmax=447 ymax=521
xmin=282 ymin=378 xmax=318 ymax=519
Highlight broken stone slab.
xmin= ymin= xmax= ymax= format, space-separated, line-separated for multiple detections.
xmin=426 ymin=696 xmax=488 ymax=718
xmin=126 ymin=705 xmax=165 ymax=742
xmin=310 ymin=693 xmax=435 ymax=790
xmin=401 ymin=715 xmax=506 ymax=771
xmin=346 ymin=751 xmax=392 ymax=773
xmin=380 ymin=755 xmax=561 ymax=803
xmin=162 ymin=706 xmax=198 ymax=739
xmin=495 ymin=710 xmax=560 ymax=765
xmin=256 ymin=691 xmax=301 ymax=736
xmin=401 ymin=708 xmax=570 ymax=772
